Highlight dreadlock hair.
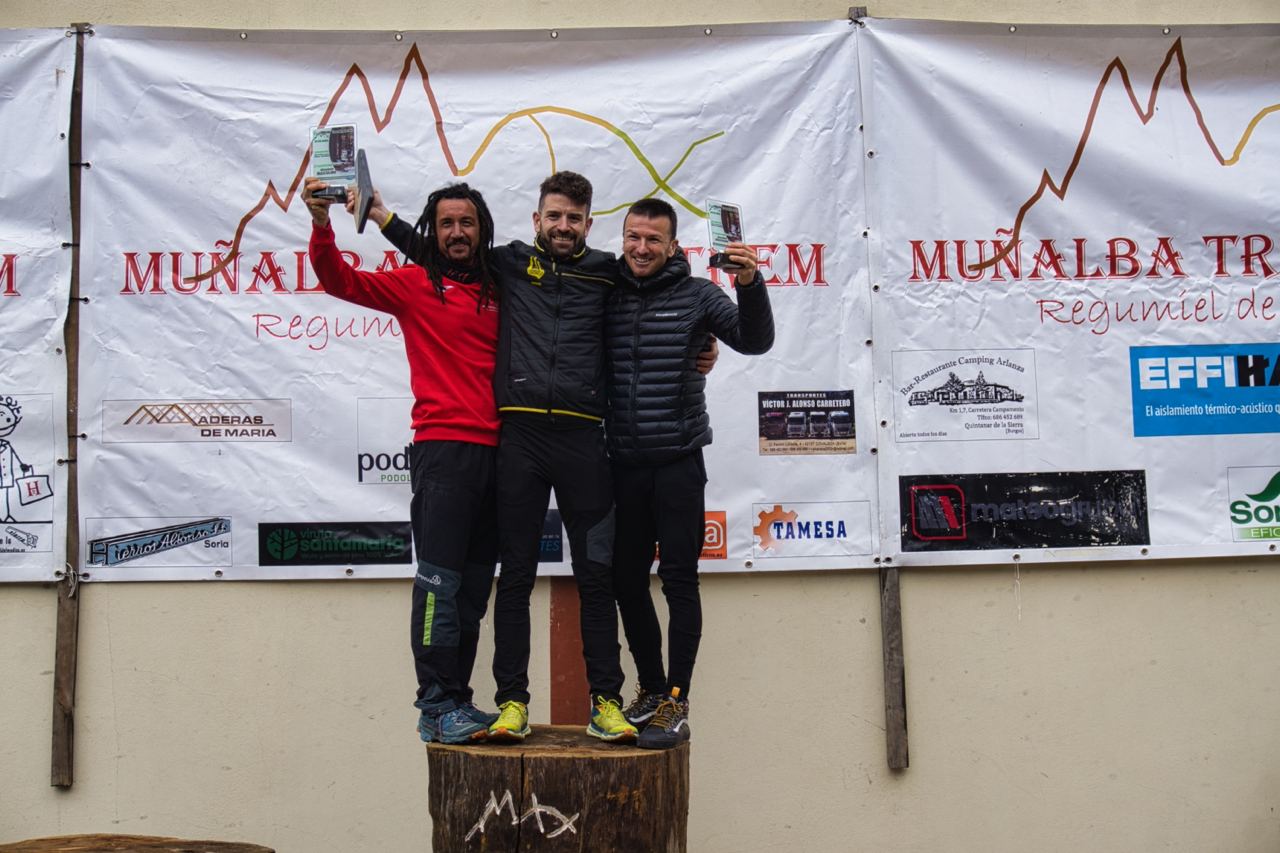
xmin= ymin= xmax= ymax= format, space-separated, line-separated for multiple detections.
xmin=407 ymin=183 xmax=498 ymax=310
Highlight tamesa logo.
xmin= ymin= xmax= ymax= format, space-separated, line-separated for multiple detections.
xmin=750 ymin=502 xmax=871 ymax=559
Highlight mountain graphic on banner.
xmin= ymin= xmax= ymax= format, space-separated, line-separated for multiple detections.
xmin=190 ymin=42 xmax=725 ymax=283
xmin=974 ymin=38 xmax=1280 ymax=273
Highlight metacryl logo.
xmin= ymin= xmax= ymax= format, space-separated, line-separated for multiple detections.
xmin=357 ymin=444 xmax=410 ymax=483
xmin=1230 ymin=471 xmax=1280 ymax=539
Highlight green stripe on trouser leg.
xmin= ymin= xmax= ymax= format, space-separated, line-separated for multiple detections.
xmin=415 ymin=562 xmax=462 ymax=647
xmin=423 ymin=592 xmax=436 ymax=645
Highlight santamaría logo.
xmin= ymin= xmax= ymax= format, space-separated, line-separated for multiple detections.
xmin=103 ymin=399 xmax=292 ymax=443
xmin=1130 ymin=344 xmax=1280 ymax=437
xmin=265 ymin=527 xmax=300 ymax=560
xmin=258 ymin=521 xmax=412 ymax=566
xmin=89 ymin=517 xmax=231 ymax=566
xmin=1228 ymin=468 xmax=1280 ymax=541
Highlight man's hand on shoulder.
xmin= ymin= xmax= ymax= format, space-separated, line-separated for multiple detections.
xmin=696 ymin=335 xmax=719 ymax=376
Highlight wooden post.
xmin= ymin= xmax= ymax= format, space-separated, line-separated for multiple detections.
xmin=51 ymin=21 xmax=89 ymax=790
xmin=880 ymin=564 xmax=909 ymax=769
xmin=428 ymin=725 xmax=688 ymax=852
xmin=548 ymin=577 xmax=589 ymax=725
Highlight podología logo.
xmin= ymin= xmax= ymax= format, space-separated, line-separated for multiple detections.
xmin=358 ymin=444 xmax=411 ymax=483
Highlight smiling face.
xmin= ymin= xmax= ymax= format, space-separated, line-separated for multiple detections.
xmin=622 ymin=213 xmax=677 ymax=278
xmin=435 ymin=198 xmax=481 ymax=264
xmin=533 ymin=193 xmax=592 ymax=259
xmin=0 ymin=403 xmax=17 ymax=438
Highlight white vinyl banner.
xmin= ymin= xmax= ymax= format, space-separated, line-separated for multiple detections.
xmin=0 ymin=30 xmax=73 ymax=580
xmin=79 ymin=24 xmax=870 ymax=580
xmin=861 ymin=21 xmax=1280 ymax=565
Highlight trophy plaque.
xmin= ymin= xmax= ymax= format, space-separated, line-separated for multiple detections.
xmin=706 ymin=199 xmax=745 ymax=270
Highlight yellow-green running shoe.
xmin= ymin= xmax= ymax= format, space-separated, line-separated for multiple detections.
xmin=588 ymin=695 xmax=638 ymax=742
xmin=488 ymin=700 xmax=530 ymax=742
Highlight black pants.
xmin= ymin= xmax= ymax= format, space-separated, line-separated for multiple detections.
xmin=491 ymin=416 xmax=623 ymax=705
xmin=408 ymin=440 xmax=498 ymax=713
xmin=612 ymin=450 xmax=706 ymax=699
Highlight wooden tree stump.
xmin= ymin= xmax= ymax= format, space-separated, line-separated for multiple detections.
xmin=0 ymin=836 xmax=273 ymax=853
xmin=427 ymin=725 xmax=689 ymax=852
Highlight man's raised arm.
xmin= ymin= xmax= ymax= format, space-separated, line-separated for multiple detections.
xmin=702 ymin=242 xmax=774 ymax=355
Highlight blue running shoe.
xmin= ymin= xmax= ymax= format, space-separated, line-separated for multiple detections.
xmin=437 ymin=707 xmax=489 ymax=744
xmin=417 ymin=710 xmax=439 ymax=743
xmin=459 ymin=701 xmax=499 ymax=727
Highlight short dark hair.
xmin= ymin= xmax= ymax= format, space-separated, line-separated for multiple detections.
xmin=539 ymin=171 xmax=593 ymax=211
xmin=407 ymin=182 xmax=498 ymax=309
xmin=625 ymin=198 xmax=678 ymax=239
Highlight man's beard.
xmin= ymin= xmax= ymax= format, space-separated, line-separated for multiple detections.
xmin=538 ymin=226 xmax=585 ymax=259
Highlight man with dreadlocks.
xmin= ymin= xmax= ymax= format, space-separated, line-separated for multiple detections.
xmin=302 ymin=176 xmax=502 ymax=745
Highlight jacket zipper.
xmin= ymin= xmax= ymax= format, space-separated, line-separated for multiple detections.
xmin=547 ymin=260 xmax=562 ymax=415
xmin=630 ymin=291 xmax=644 ymax=441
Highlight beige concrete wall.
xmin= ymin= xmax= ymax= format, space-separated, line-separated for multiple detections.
xmin=4 ymin=2 xmax=1280 ymax=851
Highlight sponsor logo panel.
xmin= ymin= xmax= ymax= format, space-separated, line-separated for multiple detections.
xmin=540 ymin=509 xmax=563 ymax=563
xmin=0 ymin=522 xmax=52 ymax=554
xmin=899 ymin=471 xmax=1150 ymax=552
xmin=758 ymin=390 xmax=855 ymax=456
xmin=892 ymin=348 xmax=1039 ymax=442
xmin=751 ymin=501 xmax=872 ymax=558
xmin=1130 ymin=344 xmax=1280 ymax=437
xmin=258 ymin=521 xmax=412 ymax=566
xmin=356 ymin=397 xmax=413 ymax=484
xmin=1227 ymin=467 xmax=1280 ymax=541
xmin=85 ymin=516 xmax=233 ymax=567
xmin=702 ymin=511 xmax=727 ymax=560
xmin=0 ymin=393 xmax=56 ymax=554
xmin=102 ymin=399 xmax=292 ymax=443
